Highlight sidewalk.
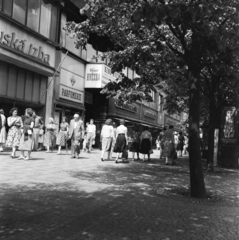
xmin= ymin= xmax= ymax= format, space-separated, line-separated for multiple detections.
xmin=0 ymin=149 xmax=239 ymax=240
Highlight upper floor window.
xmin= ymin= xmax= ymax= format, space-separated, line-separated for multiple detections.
xmin=0 ymin=0 xmax=58 ymax=42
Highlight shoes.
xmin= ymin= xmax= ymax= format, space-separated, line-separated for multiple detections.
xmin=165 ymin=163 xmax=169 ymax=165
xmin=24 ymin=157 xmax=31 ymax=161
xmin=101 ymin=158 xmax=104 ymax=162
xmin=57 ymin=152 xmax=61 ymax=155
xmin=115 ymin=159 xmax=118 ymax=164
xmin=46 ymin=151 xmax=50 ymax=153
xmin=17 ymin=156 xmax=25 ymax=160
xmin=71 ymin=156 xmax=76 ymax=159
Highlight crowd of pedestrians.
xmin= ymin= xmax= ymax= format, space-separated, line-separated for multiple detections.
xmin=0 ymin=108 xmax=187 ymax=163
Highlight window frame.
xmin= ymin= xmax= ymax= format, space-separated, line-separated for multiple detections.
xmin=0 ymin=0 xmax=59 ymax=43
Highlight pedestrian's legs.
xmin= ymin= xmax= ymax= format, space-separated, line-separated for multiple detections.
xmin=0 ymin=143 xmax=3 ymax=151
xmin=115 ymin=152 xmax=120 ymax=163
xmin=17 ymin=150 xmax=25 ymax=159
xmin=88 ymin=134 xmax=93 ymax=152
xmin=76 ymin=145 xmax=80 ymax=158
xmin=33 ymin=129 xmax=39 ymax=151
xmin=132 ymin=152 xmax=135 ymax=160
xmin=101 ymin=149 xmax=105 ymax=160
xmin=71 ymin=138 xmax=74 ymax=157
xmin=12 ymin=146 xmax=17 ymax=157
xmin=57 ymin=146 xmax=61 ymax=154
xmin=148 ymin=153 xmax=150 ymax=161
xmin=107 ymin=151 xmax=110 ymax=160
xmin=46 ymin=146 xmax=50 ymax=152
xmin=165 ymin=157 xmax=169 ymax=164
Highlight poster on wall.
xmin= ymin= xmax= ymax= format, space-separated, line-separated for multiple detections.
xmin=220 ymin=106 xmax=237 ymax=144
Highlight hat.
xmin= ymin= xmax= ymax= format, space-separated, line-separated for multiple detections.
xmin=105 ymin=118 xmax=112 ymax=125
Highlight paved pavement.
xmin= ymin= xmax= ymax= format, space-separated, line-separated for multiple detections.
xmin=0 ymin=148 xmax=239 ymax=240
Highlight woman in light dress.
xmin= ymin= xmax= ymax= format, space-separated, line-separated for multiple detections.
xmin=44 ymin=117 xmax=56 ymax=153
xmin=100 ymin=119 xmax=113 ymax=161
xmin=114 ymin=119 xmax=128 ymax=163
xmin=6 ymin=108 xmax=23 ymax=158
xmin=0 ymin=109 xmax=6 ymax=152
xmin=18 ymin=108 xmax=35 ymax=160
xmin=163 ymin=125 xmax=175 ymax=165
xmin=140 ymin=127 xmax=152 ymax=161
xmin=56 ymin=117 xmax=69 ymax=155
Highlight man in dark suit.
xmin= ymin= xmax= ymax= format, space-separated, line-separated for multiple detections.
xmin=68 ymin=114 xmax=84 ymax=159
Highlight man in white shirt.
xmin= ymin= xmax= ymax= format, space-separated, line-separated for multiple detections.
xmin=86 ymin=119 xmax=96 ymax=153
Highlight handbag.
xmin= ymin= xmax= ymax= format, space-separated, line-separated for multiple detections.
xmin=122 ymin=150 xmax=128 ymax=160
xmin=27 ymin=129 xmax=33 ymax=135
xmin=149 ymin=149 xmax=154 ymax=154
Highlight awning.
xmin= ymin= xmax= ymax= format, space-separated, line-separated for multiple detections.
xmin=54 ymin=100 xmax=85 ymax=111
xmin=108 ymin=114 xmax=162 ymax=129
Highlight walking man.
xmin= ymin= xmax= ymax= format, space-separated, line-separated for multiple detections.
xmin=68 ymin=114 xmax=84 ymax=159
xmin=86 ymin=119 xmax=96 ymax=153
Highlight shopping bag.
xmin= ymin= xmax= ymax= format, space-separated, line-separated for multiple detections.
xmin=122 ymin=150 xmax=128 ymax=160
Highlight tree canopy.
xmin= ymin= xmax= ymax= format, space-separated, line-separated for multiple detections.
xmin=65 ymin=0 xmax=239 ymax=198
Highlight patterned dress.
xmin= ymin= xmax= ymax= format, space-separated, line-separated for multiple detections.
xmin=19 ymin=116 xmax=34 ymax=151
xmin=44 ymin=124 xmax=56 ymax=147
xmin=56 ymin=122 xmax=69 ymax=146
xmin=6 ymin=116 xmax=22 ymax=147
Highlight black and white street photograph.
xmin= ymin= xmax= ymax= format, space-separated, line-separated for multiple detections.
xmin=0 ymin=0 xmax=239 ymax=239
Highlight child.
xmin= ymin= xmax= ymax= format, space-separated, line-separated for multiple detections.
xmin=73 ymin=138 xmax=81 ymax=159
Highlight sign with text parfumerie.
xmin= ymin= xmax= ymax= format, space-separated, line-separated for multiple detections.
xmin=59 ymin=85 xmax=84 ymax=104
xmin=85 ymin=64 xmax=121 ymax=88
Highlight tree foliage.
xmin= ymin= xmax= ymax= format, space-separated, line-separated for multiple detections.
xmin=65 ymin=0 xmax=239 ymax=198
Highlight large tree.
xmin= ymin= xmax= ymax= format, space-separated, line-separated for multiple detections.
xmin=65 ymin=0 xmax=239 ymax=198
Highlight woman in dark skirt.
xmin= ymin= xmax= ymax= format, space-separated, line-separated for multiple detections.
xmin=114 ymin=119 xmax=128 ymax=163
xmin=176 ymin=132 xmax=185 ymax=157
xmin=140 ymin=126 xmax=152 ymax=161
xmin=129 ymin=128 xmax=141 ymax=161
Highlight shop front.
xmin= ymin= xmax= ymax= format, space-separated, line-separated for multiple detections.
xmin=164 ymin=115 xmax=182 ymax=132
xmin=54 ymin=53 xmax=85 ymax=127
xmin=0 ymin=17 xmax=55 ymax=121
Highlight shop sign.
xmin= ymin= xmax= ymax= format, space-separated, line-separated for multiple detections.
xmin=144 ymin=110 xmax=156 ymax=119
xmin=85 ymin=64 xmax=121 ymax=88
xmin=220 ymin=106 xmax=237 ymax=144
xmin=115 ymin=100 xmax=137 ymax=112
xmin=0 ymin=31 xmax=50 ymax=64
xmin=85 ymin=91 xmax=93 ymax=104
xmin=164 ymin=115 xmax=180 ymax=128
xmin=59 ymin=85 xmax=84 ymax=104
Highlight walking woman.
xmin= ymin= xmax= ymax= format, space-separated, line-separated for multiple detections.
xmin=114 ymin=119 xmax=128 ymax=163
xmin=6 ymin=108 xmax=23 ymax=158
xmin=44 ymin=117 xmax=56 ymax=153
xmin=129 ymin=128 xmax=141 ymax=161
xmin=56 ymin=117 xmax=69 ymax=155
xmin=140 ymin=127 xmax=152 ymax=161
xmin=100 ymin=119 xmax=113 ymax=161
xmin=37 ymin=118 xmax=45 ymax=151
xmin=164 ymin=125 xmax=175 ymax=165
xmin=176 ymin=132 xmax=185 ymax=157
xmin=110 ymin=122 xmax=117 ymax=159
xmin=0 ymin=109 xmax=6 ymax=152
xmin=18 ymin=108 xmax=35 ymax=160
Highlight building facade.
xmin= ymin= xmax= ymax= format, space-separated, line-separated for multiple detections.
xmin=0 ymin=0 xmax=58 ymax=122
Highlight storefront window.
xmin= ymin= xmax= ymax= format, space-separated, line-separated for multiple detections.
xmin=50 ymin=5 xmax=58 ymax=41
xmin=40 ymin=1 xmax=51 ymax=38
xmin=13 ymin=0 xmax=27 ymax=25
xmin=27 ymin=0 xmax=41 ymax=32
xmin=3 ymin=0 xmax=13 ymax=16
xmin=0 ymin=0 xmax=58 ymax=43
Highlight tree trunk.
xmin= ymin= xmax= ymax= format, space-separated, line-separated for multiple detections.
xmin=188 ymin=71 xmax=206 ymax=198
